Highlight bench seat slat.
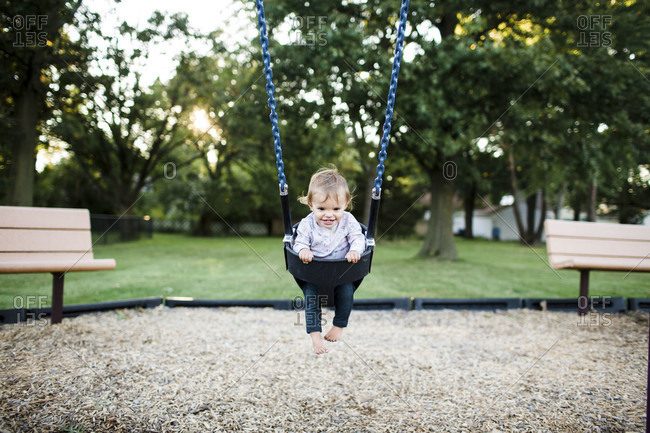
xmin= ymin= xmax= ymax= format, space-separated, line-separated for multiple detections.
xmin=546 ymin=237 xmax=650 ymax=258
xmin=0 ymin=252 xmax=96 ymax=260
xmin=0 ymin=259 xmax=116 ymax=274
xmin=0 ymin=206 xmax=90 ymax=230
xmin=0 ymin=229 xmax=92 ymax=252
xmin=548 ymin=254 xmax=650 ymax=272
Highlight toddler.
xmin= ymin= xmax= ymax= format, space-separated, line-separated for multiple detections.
xmin=293 ymin=167 xmax=365 ymax=354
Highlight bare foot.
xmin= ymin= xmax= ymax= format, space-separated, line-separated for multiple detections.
xmin=309 ymin=332 xmax=328 ymax=354
xmin=324 ymin=326 xmax=343 ymax=342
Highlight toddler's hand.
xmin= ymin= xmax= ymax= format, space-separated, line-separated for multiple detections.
xmin=346 ymin=250 xmax=361 ymax=263
xmin=299 ymin=248 xmax=314 ymax=264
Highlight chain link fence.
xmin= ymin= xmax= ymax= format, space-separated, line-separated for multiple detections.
xmin=153 ymin=220 xmax=269 ymax=236
xmin=90 ymin=214 xmax=154 ymax=244
xmin=91 ymin=215 xmax=269 ymax=243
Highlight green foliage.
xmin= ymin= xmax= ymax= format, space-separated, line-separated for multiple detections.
xmin=8 ymin=0 xmax=648 ymax=241
xmin=34 ymin=157 xmax=114 ymax=213
xmin=0 ymin=0 xmax=98 ymax=205
xmin=48 ymin=12 xmax=202 ymax=214
xmin=490 ymin=0 xmax=650 ymax=223
xmin=261 ymin=0 xmax=418 ymax=219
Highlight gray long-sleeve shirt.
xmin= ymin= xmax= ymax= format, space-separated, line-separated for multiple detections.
xmin=292 ymin=212 xmax=366 ymax=259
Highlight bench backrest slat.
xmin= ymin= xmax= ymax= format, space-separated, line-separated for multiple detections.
xmin=548 ymin=236 xmax=650 ymax=258
xmin=0 ymin=206 xmax=91 ymax=230
xmin=546 ymin=220 xmax=650 ymax=242
xmin=0 ymin=229 xmax=93 ymax=254
xmin=0 ymin=206 xmax=96 ymax=262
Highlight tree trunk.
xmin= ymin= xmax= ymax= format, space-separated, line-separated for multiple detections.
xmin=518 ymin=190 xmax=547 ymax=246
xmin=353 ymin=119 xmax=376 ymax=227
xmin=507 ymin=150 xmax=526 ymax=243
xmin=554 ymin=183 xmax=566 ymax=219
xmin=573 ymin=201 xmax=581 ymax=221
xmin=586 ymin=180 xmax=597 ymax=222
xmin=525 ymin=193 xmax=537 ymax=244
xmin=361 ymin=169 xmax=376 ymax=227
xmin=418 ymin=168 xmax=458 ymax=260
xmin=8 ymin=77 xmax=40 ymax=206
xmin=463 ymin=182 xmax=476 ymax=239
xmin=194 ymin=211 xmax=213 ymax=236
xmin=534 ymin=189 xmax=547 ymax=243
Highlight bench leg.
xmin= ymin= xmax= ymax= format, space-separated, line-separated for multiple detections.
xmin=51 ymin=272 xmax=65 ymax=324
xmin=578 ymin=270 xmax=589 ymax=315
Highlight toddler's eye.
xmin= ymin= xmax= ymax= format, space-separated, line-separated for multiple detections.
xmin=334 ymin=208 xmax=341 ymax=211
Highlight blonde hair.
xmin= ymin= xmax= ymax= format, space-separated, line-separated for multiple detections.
xmin=298 ymin=167 xmax=353 ymax=208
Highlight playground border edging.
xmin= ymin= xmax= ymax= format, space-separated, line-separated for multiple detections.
xmin=1 ymin=297 xmax=648 ymax=324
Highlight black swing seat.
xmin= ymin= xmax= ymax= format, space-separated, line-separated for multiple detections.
xmin=284 ymin=223 xmax=374 ymax=308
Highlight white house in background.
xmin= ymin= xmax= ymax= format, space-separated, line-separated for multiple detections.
xmin=452 ymin=204 xmax=647 ymax=242
xmin=452 ymin=202 xmax=546 ymax=242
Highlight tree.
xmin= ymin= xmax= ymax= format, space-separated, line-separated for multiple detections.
xmin=446 ymin=0 xmax=650 ymax=246
xmin=504 ymin=0 xmax=650 ymax=231
xmin=242 ymin=0 xmax=649 ymax=252
xmin=169 ymin=50 xmax=290 ymax=234
xmin=260 ymin=0 xmax=417 ymax=226
xmin=396 ymin=2 xmax=506 ymax=258
xmin=454 ymin=145 xmax=509 ymax=239
xmin=0 ymin=0 xmax=97 ymax=205
xmin=50 ymin=12 xmax=201 ymax=214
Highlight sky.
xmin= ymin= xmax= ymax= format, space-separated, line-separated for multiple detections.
xmin=37 ymin=0 xmax=257 ymax=171
xmin=80 ymin=0 xmax=434 ymax=84
xmin=84 ymin=0 xmax=258 ymax=85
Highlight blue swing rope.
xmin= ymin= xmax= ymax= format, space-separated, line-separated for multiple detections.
xmin=255 ymin=0 xmax=287 ymax=192
xmin=374 ymin=0 xmax=409 ymax=196
xmin=255 ymin=0 xmax=410 ymax=196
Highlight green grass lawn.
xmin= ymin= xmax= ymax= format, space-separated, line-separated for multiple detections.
xmin=1 ymin=233 xmax=648 ymax=308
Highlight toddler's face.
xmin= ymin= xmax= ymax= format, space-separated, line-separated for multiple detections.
xmin=310 ymin=192 xmax=347 ymax=229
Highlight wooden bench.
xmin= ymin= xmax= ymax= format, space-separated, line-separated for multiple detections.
xmin=544 ymin=219 xmax=650 ymax=314
xmin=0 ymin=206 xmax=116 ymax=324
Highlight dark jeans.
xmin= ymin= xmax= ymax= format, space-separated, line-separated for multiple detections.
xmin=302 ymin=282 xmax=354 ymax=334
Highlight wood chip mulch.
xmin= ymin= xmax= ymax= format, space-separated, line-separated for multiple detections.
xmin=0 ymin=307 xmax=647 ymax=432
